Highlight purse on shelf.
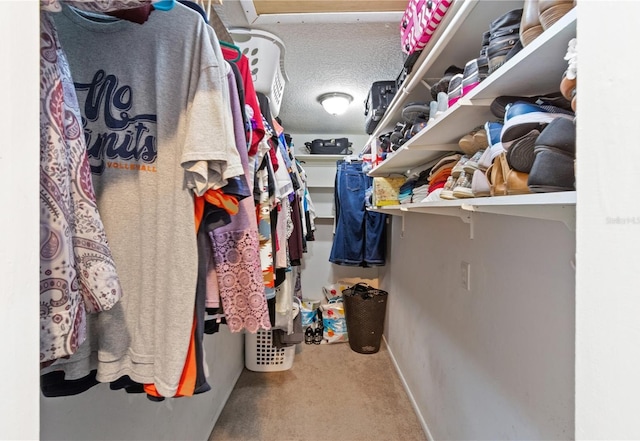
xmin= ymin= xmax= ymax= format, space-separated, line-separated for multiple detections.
xmin=487 ymin=152 xmax=531 ymax=196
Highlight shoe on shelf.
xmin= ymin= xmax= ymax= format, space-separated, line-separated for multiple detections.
xmin=538 ymin=0 xmax=575 ymax=31
xmin=430 ymin=65 xmax=464 ymax=101
xmin=426 ymin=100 xmax=436 ymax=125
xmin=447 ymin=73 xmax=464 ymax=108
xmin=471 ymin=169 xmax=491 ymax=197
xmin=451 ymin=155 xmax=470 ymax=178
xmin=476 ymin=147 xmax=493 ymax=172
xmin=463 ymin=149 xmax=486 ymax=175
xmin=487 ymin=152 xmax=532 ymax=196
xmin=440 ymin=175 xmax=457 ymax=200
xmin=461 ymin=56 xmax=489 ymax=97
xmin=473 ymin=126 xmax=488 ymax=148
xmin=505 ymin=129 xmax=541 ymax=173
xmin=490 ymin=92 xmax=572 ymax=119
xmin=436 ymin=91 xmax=449 ymax=118
xmin=520 ymin=0 xmax=544 ymax=46
xmin=479 ymin=121 xmax=505 ymax=170
xmin=534 ymin=116 xmax=576 ymax=156
xmin=452 ymin=171 xmax=474 ymax=199
xmin=561 ymin=37 xmax=577 ymax=112
xmin=501 ymin=101 xmax=574 ymax=145
xmin=479 ymin=30 xmax=491 ymax=58
xmin=486 ymin=8 xmax=523 ymax=73
xmin=528 ymin=117 xmax=576 ymax=192
xmin=458 ymin=126 xmax=487 ymax=156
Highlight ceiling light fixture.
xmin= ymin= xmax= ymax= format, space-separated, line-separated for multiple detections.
xmin=317 ymin=92 xmax=353 ymax=116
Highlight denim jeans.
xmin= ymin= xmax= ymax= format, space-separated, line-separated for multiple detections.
xmin=329 ymin=160 xmax=386 ymax=266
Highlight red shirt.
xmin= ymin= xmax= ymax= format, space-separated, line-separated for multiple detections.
xmin=222 ymin=47 xmax=265 ymax=156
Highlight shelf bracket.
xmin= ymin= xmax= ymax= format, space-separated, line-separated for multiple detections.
xmin=419 ymin=79 xmax=431 ymax=93
xmin=460 ymin=203 xmax=576 ymax=231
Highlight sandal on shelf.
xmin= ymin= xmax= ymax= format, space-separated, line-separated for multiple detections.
xmin=304 ymin=327 xmax=314 ymax=345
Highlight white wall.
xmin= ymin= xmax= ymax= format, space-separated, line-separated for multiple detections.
xmin=383 ymin=212 xmax=575 ymax=440
xmin=0 ymin=3 xmax=40 ymax=440
xmin=575 ymin=2 xmax=640 ymax=439
xmin=290 ymin=132 xmax=381 ymax=300
xmin=301 ymin=219 xmax=381 ymax=301
xmin=290 ymin=133 xmax=370 ymax=156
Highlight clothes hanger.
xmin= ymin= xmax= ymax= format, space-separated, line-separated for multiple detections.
xmin=219 ymin=41 xmax=242 ymax=62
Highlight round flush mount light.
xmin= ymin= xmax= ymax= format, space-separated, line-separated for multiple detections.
xmin=317 ymin=92 xmax=353 ymax=116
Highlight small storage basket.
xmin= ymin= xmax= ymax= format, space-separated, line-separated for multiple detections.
xmin=230 ymin=28 xmax=289 ymax=118
xmin=245 ymin=329 xmax=295 ymax=372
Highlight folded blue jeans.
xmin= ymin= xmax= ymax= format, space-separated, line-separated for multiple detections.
xmin=329 ymin=160 xmax=386 ymax=266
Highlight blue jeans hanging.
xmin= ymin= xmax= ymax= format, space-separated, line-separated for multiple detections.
xmin=329 ymin=160 xmax=386 ymax=266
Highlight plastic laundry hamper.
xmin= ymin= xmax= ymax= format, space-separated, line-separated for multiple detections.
xmin=245 ymin=329 xmax=295 ymax=372
xmin=229 ymin=28 xmax=289 ymax=118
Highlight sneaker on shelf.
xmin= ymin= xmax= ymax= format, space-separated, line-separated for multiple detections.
xmin=479 ymin=121 xmax=505 ymax=170
xmin=451 ymin=155 xmax=470 ymax=178
xmin=440 ymin=175 xmax=457 ymax=200
xmin=501 ymin=101 xmax=574 ymax=145
xmin=452 ymin=171 xmax=474 ymax=199
xmin=490 ymin=92 xmax=572 ymax=119
xmin=461 ymin=56 xmax=489 ymax=97
xmin=473 ymin=126 xmax=488 ymax=148
xmin=430 ymin=65 xmax=464 ymax=101
xmin=427 ymin=100 xmax=439 ymax=125
xmin=505 ymin=129 xmax=541 ymax=173
xmin=528 ymin=117 xmax=577 ymax=193
xmin=479 ymin=30 xmax=491 ymax=58
xmin=463 ymin=149 xmax=486 ymax=175
xmin=458 ymin=126 xmax=487 ymax=156
xmin=447 ymin=73 xmax=464 ymax=108
xmin=486 ymin=8 xmax=523 ymax=73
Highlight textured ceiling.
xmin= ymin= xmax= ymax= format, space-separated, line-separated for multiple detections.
xmin=215 ymin=1 xmax=405 ymax=136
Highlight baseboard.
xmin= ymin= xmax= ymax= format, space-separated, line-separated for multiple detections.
xmin=382 ymin=335 xmax=435 ymax=441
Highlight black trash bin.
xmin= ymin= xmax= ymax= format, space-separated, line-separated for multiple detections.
xmin=343 ymin=283 xmax=388 ymax=354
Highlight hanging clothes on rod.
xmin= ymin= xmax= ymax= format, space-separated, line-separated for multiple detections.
xmin=42 ymin=0 xmax=245 ymax=399
xmin=220 ymin=40 xmax=242 ymax=62
xmin=39 ymin=2 xmax=123 ymax=367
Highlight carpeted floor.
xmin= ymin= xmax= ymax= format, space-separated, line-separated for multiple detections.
xmin=208 ymin=340 xmax=427 ymax=441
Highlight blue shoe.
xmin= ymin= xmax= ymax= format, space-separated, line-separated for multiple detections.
xmin=486 ymin=121 xmax=503 ymax=147
xmin=479 ymin=121 xmax=505 ymax=170
xmin=501 ymin=101 xmax=574 ymax=145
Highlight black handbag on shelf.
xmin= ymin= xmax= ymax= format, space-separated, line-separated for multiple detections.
xmin=304 ymin=138 xmax=352 ymax=155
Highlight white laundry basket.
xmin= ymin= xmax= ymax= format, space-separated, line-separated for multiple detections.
xmin=229 ymin=28 xmax=289 ymax=117
xmin=245 ymin=329 xmax=295 ymax=372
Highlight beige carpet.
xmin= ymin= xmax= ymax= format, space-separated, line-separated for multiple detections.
xmin=208 ymin=340 xmax=427 ymax=441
